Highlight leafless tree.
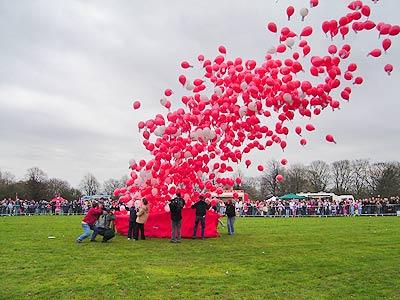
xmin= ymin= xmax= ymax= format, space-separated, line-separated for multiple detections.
xmin=260 ymin=160 xmax=284 ymax=197
xmin=331 ymin=160 xmax=352 ymax=195
xmin=282 ymin=164 xmax=308 ymax=193
xmin=306 ymin=160 xmax=330 ymax=192
xmin=350 ymin=159 xmax=370 ymax=198
xmin=103 ymin=177 xmax=126 ymax=195
xmin=79 ymin=173 xmax=100 ymax=196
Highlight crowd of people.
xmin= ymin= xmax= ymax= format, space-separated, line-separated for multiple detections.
xmin=0 ymin=197 xmax=117 ymax=216
xmin=226 ymin=197 xmax=400 ymax=217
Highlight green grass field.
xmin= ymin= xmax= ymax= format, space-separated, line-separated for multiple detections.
xmin=0 ymin=216 xmax=399 ymax=299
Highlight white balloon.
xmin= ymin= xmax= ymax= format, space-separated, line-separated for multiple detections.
xmin=214 ymin=87 xmax=223 ymax=96
xmin=283 ymin=93 xmax=293 ymax=104
xmin=200 ymin=94 xmax=209 ymax=102
xmin=248 ymin=102 xmax=257 ymax=112
xmin=267 ymin=46 xmax=276 ymax=55
xmin=300 ymin=8 xmax=309 ymax=21
xmin=160 ymin=98 xmax=167 ymax=106
xmin=286 ymin=38 xmax=295 ymax=49
xmin=239 ymin=106 xmax=247 ymax=117
xmin=185 ymin=82 xmax=194 ymax=91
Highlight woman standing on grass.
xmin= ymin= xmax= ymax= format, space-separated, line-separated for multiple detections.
xmin=135 ymin=198 xmax=149 ymax=240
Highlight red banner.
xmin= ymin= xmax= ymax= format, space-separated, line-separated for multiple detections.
xmin=114 ymin=208 xmax=221 ymax=238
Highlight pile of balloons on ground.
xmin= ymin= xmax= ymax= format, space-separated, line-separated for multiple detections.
xmin=115 ymin=0 xmax=398 ymax=212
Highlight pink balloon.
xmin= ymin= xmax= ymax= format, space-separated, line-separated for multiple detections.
xmin=382 ymin=39 xmax=392 ymax=52
xmin=326 ymin=134 xmax=336 ymax=144
xmin=181 ymin=61 xmax=192 ymax=69
xmin=276 ymin=174 xmax=284 ymax=182
xmin=384 ymin=64 xmax=393 ymax=75
xmin=300 ymin=26 xmax=313 ymax=37
xmin=133 ymin=101 xmax=141 ymax=110
xmin=267 ymin=22 xmax=277 ymax=33
xmin=286 ymin=6 xmax=295 ymax=21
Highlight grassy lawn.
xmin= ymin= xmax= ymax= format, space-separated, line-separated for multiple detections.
xmin=0 ymin=216 xmax=399 ymax=299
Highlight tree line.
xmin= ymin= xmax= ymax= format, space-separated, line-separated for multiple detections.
xmin=240 ymin=159 xmax=400 ymax=200
xmin=1 ymin=159 xmax=399 ymax=201
xmin=0 ymin=167 xmax=127 ymax=201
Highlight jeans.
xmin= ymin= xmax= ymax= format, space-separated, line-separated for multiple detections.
xmin=128 ymin=221 xmax=136 ymax=239
xmin=227 ymin=216 xmax=235 ymax=235
xmin=77 ymin=223 xmax=92 ymax=241
xmin=171 ymin=220 xmax=182 ymax=241
xmin=91 ymin=225 xmax=99 ymax=240
xmin=193 ymin=216 xmax=205 ymax=238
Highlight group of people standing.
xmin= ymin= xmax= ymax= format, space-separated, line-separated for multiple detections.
xmin=127 ymin=198 xmax=149 ymax=240
xmin=167 ymin=193 xmax=236 ymax=242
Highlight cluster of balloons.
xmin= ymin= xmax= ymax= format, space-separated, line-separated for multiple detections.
xmin=117 ymin=0 xmax=397 ymax=212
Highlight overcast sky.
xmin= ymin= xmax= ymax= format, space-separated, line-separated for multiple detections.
xmin=0 ymin=0 xmax=399 ymax=187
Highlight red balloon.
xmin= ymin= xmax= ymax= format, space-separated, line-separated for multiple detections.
xmin=257 ymin=165 xmax=264 ymax=172
xmin=276 ymin=174 xmax=284 ymax=182
xmin=384 ymin=64 xmax=393 ymax=75
xmin=326 ymin=134 xmax=336 ymax=144
xmin=178 ymin=75 xmax=186 ymax=86
xmin=286 ymin=6 xmax=295 ymax=21
xmin=300 ymin=26 xmax=313 ymax=37
xmin=281 ymin=158 xmax=288 ymax=165
xmin=164 ymin=89 xmax=173 ymax=96
xmin=133 ymin=101 xmax=141 ymax=110
xmin=181 ymin=61 xmax=192 ymax=69
xmin=382 ymin=39 xmax=392 ymax=52
xmin=267 ymin=22 xmax=277 ymax=33
xmin=295 ymin=126 xmax=302 ymax=136
xmin=245 ymin=159 xmax=251 ymax=168
xmin=218 ymin=45 xmax=227 ymax=54
xmin=305 ymin=124 xmax=315 ymax=131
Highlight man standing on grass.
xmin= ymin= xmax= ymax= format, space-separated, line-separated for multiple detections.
xmin=169 ymin=193 xmax=185 ymax=243
xmin=127 ymin=202 xmax=138 ymax=240
xmin=225 ymin=199 xmax=236 ymax=235
xmin=76 ymin=202 xmax=103 ymax=243
xmin=191 ymin=195 xmax=210 ymax=240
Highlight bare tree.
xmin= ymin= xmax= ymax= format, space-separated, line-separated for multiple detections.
xmin=350 ymin=159 xmax=370 ymax=198
xmin=25 ymin=167 xmax=48 ymax=200
xmin=368 ymin=162 xmax=400 ymax=197
xmin=331 ymin=160 xmax=352 ymax=195
xmin=306 ymin=160 xmax=331 ymax=192
xmin=103 ymin=178 xmax=125 ymax=195
xmin=260 ymin=160 xmax=284 ymax=197
xmin=79 ymin=173 xmax=100 ymax=196
xmin=0 ymin=170 xmax=15 ymax=185
xmin=282 ymin=164 xmax=308 ymax=194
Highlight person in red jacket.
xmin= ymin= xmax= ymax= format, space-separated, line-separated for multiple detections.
xmin=76 ymin=201 xmax=103 ymax=243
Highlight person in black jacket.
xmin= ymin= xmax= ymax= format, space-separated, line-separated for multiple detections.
xmin=127 ymin=203 xmax=137 ymax=240
xmin=191 ymin=196 xmax=210 ymax=239
xmin=169 ymin=193 xmax=185 ymax=243
xmin=225 ymin=199 xmax=236 ymax=235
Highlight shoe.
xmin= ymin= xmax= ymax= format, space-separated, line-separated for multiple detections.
xmin=170 ymin=240 xmax=177 ymax=243
xmin=127 ymin=238 xmax=131 ymax=240
xmin=192 ymin=236 xmax=196 ymax=239
xmin=101 ymin=240 xmax=107 ymax=243
xmin=76 ymin=239 xmax=82 ymax=243
xmin=201 ymin=237 xmax=205 ymax=240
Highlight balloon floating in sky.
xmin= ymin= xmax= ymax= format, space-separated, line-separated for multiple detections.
xmin=115 ymin=0 xmax=398 ymax=211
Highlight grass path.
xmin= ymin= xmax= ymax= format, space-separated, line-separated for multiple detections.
xmin=0 ymin=216 xmax=399 ymax=299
